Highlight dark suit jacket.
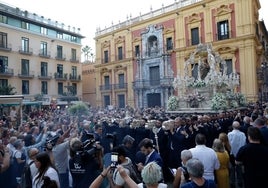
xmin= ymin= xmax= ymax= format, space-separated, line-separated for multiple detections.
xmin=145 ymin=150 xmax=163 ymax=167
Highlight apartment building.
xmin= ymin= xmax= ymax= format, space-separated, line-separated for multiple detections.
xmin=88 ymin=0 xmax=268 ymax=109
xmin=0 ymin=2 xmax=84 ymax=105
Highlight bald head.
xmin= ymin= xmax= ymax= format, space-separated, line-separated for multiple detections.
xmin=28 ymin=147 xmax=39 ymax=159
xmin=232 ymin=121 xmax=240 ymax=129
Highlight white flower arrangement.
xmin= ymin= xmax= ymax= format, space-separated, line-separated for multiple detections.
xmin=211 ymin=93 xmax=228 ymax=110
xmin=167 ymin=96 xmax=179 ymax=111
xmin=187 ymin=79 xmax=206 ymax=88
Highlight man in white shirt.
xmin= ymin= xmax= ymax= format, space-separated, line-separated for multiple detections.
xmin=189 ymin=133 xmax=220 ymax=181
xmin=227 ymin=121 xmax=246 ymax=188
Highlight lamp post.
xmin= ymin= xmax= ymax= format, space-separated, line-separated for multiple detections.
xmin=261 ymin=62 xmax=268 ymax=105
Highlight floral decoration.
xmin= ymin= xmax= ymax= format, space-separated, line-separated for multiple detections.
xmin=211 ymin=93 xmax=228 ymax=110
xmin=167 ymin=96 xmax=179 ymax=111
xmin=187 ymin=79 xmax=206 ymax=88
xmin=185 ymin=93 xmax=205 ymax=108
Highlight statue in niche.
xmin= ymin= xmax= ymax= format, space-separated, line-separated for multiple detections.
xmin=150 ymin=40 xmax=158 ymax=55
xmin=198 ymin=58 xmax=210 ymax=80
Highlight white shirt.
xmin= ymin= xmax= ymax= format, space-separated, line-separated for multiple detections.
xmin=138 ymin=183 xmax=167 ymax=188
xmin=227 ymin=129 xmax=246 ymax=157
xmin=189 ymin=145 xmax=220 ymax=180
xmin=32 ymin=167 xmax=60 ymax=188
xmin=113 ymin=158 xmax=131 ymax=187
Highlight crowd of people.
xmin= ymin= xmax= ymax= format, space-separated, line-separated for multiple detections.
xmin=0 ymin=102 xmax=268 ymax=188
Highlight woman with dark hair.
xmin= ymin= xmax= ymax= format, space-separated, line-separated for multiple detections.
xmin=32 ymin=152 xmax=59 ymax=188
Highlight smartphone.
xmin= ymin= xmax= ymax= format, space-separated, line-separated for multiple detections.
xmin=111 ymin=152 xmax=118 ymax=168
xmin=169 ymin=168 xmax=177 ymax=176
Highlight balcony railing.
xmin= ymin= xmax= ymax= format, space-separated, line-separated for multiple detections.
xmin=19 ymin=47 xmax=33 ymax=55
xmin=54 ymin=73 xmax=68 ymax=80
xmin=133 ymin=78 xmax=174 ymax=89
xmin=18 ymin=71 xmax=34 ymax=78
xmin=55 ymin=54 xmax=66 ymax=61
xmin=70 ymin=58 xmax=80 ymax=63
xmin=0 ymin=68 xmax=14 ymax=77
xmin=0 ymin=43 xmax=12 ymax=51
xmin=100 ymin=84 xmax=113 ymax=91
xmin=114 ymin=83 xmax=128 ymax=89
xmin=39 ymin=50 xmax=51 ymax=58
xmin=38 ymin=73 xmax=52 ymax=80
xmin=69 ymin=74 xmax=81 ymax=81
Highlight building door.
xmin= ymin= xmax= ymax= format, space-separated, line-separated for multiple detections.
xmin=149 ymin=66 xmax=160 ymax=86
xmin=147 ymin=93 xmax=161 ymax=107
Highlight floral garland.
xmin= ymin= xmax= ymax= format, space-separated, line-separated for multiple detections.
xmin=187 ymin=79 xmax=206 ymax=88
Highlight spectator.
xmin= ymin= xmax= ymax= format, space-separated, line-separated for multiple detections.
xmin=212 ymin=138 xmax=230 ymax=188
xmin=189 ymin=133 xmax=220 ymax=181
xmin=236 ymin=126 xmax=268 ymax=188
xmin=0 ymin=141 xmax=10 ymax=173
xmin=173 ymin=149 xmax=192 ymax=188
xmin=121 ymin=135 xmax=135 ymax=162
xmin=109 ymin=145 xmax=141 ymax=188
xmin=32 ymin=152 xmax=60 ymax=188
xmin=253 ymin=117 xmax=268 ymax=145
xmin=137 ymin=138 xmax=163 ymax=172
xmin=118 ymin=161 xmax=167 ymax=188
xmin=227 ymin=121 xmax=246 ymax=188
xmin=181 ymin=158 xmax=216 ymax=188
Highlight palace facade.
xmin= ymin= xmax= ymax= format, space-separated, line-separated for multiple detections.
xmin=83 ymin=0 xmax=268 ymax=109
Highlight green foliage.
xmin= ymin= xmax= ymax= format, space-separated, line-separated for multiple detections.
xmin=0 ymin=84 xmax=16 ymax=95
xmin=68 ymin=102 xmax=89 ymax=117
xmin=34 ymin=93 xmax=43 ymax=101
xmin=167 ymin=96 xmax=179 ymax=111
xmin=187 ymin=80 xmax=206 ymax=88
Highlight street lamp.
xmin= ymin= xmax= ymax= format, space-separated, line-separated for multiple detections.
xmin=261 ymin=62 xmax=268 ymax=105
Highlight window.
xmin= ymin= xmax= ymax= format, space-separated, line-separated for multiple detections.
xmin=217 ymin=20 xmax=229 ymax=40
xmin=0 ymin=15 xmax=7 ymax=24
xmin=149 ymin=66 xmax=160 ymax=86
xmin=58 ymin=82 xmax=63 ymax=95
xmin=40 ymin=41 xmax=48 ymax=56
xmin=104 ymin=95 xmax=110 ymax=107
xmin=0 ymin=32 xmax=8 ymax=48
xmin=72 ymin=83 xmax=77 ymax=95
xmin=118 ymin=46 xmax=123 ymax=60
xmin=57 ymin=32 xmax=63 ymax=39
xmin=118 ymin=94 xmax=125 ymax=108
xmin=71 ymin=48 xmax=77 ymax=61
xmin=57 ymin=45 xmax=63 ymax=59
xmin=21 ymin=59 xmax=29 ymax=75
xmin=41 ymin=81 xmax=48 ymax=94
xmin=0 ymin=56 xmax=8 ymax=73
xmin=41 ymin=62 xmax=48 ymax=77
xmin=225 ymin=59 xmax=233 ymax=75
xmin=57 ymin=64 xmax=63 ymax=78
xmin=21 ymin=21 xmax=29 ymax=30
xmin=118 ymin=74 xmax=125 ymax=88
xmin=71 ymin=36 xmax=77 ymax=42
xmin=191 ymin=28 xmax=199 ymax=45
xmin=22 ymin=80 xmax=29 ymax=94
xmin=71 ymin=66 xmax=77 ymax=79
xmin=21 ymin=37 xmax=29 ymax=52
xmin=40 ymin=27 xmax=48 ymax=35
xmin=104 ymin=50 xmax=109 ymax=63
xmin=104 ymin=76 xmax=110 ymax=90
xmin=166 ymin=37 xmax=173 ymax=50
xmin=135 ymin=45 xmax=140 ymax=57
xmin=0 ymin=79 xmax=8 ymax=87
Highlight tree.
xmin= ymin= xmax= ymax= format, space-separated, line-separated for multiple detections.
xmin=0 ymin=84 xmax=17 ymax=95
xmin=82 ymin=45 xmax=92 ymax=62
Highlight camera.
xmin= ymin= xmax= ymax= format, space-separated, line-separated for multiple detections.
xmin=45 ymin=134 xmax=60 ymax=150
xmin=111 ymin=152 xmax=118 ymax=168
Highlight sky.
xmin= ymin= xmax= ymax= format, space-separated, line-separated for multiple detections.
xmin=1 ymin=0 xmax=268 ymax=53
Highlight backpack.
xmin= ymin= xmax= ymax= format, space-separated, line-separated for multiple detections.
xmin=20 ymin=160 xmax=34 ymax=188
